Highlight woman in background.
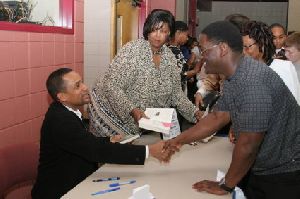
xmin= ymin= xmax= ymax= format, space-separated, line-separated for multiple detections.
xmin=241 ymin=21 xmax=300 ymax=105
xmin=88 ymin=9 xmax=200 ymax=137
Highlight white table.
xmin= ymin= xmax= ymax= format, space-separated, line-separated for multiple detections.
xmin=62 ymin=137 xmax=233 ymax=199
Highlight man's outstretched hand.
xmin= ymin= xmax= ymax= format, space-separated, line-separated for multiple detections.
xmin=192 ymin=180 xmax=228 ymax=195
xmin=162 ymin=138 xmax=182 ymax=154
xmin=149 ymin=141 xmax=176 ymax=163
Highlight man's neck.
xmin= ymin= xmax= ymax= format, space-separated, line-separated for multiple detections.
xmin=223 ymin=54 xmax=243 ymax=79
xmin=61 ymin=102 xmax=79 ymax=111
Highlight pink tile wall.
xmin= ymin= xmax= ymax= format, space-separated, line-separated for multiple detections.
xmin=148 ymin=0 xmax=176 ymax=15
xmin=0 ymin=0 xmax=84 ymax=147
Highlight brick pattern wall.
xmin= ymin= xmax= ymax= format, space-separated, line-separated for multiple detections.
xmin=0 ymin=0 xmax=84 ymax=147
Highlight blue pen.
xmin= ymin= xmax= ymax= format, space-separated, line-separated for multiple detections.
xmin=92 ymin=177 xmax=120 ymax=182
xmin=91 ymin=187 xmax=120 ymax=196
xmin=109 ymin=180 xmax=136 ymax=187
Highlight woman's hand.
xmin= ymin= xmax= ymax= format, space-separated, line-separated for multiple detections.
xmin=110 ymin=133 xmax=124 ymax=143
xmin=194 ymin=93 xmax=204 ymax=108
xmin=131 ymin=108 xmax=148 ymax=123
xmin=194 ymin=110 xmax=204 ymax=122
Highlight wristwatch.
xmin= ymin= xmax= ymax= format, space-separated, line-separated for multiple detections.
xmin=219 ymin=177 xmax=234 ymax=193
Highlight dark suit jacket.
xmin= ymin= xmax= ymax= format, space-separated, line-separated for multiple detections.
xmin=31 ymin=102 xmax=145 ymax=199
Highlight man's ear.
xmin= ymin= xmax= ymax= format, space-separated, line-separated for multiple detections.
xmin=57 ymin=92 xmax=67 ymax=102
xmin=219 ymin=42 xmax=229 ymax=57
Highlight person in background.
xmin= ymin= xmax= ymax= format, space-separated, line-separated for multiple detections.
xmin=168 ymin=20 xmax=190 ymax=93
xmin=225 ymin=13 xmax=250 ymax=34
xmin=88 ymin=9 xmax=200 ymax=138
xmin=194 ymin=13 xmax=250 ymax=109
xmin=284 ymin=32 xmax=300 ymax=80
xmin=163 ymin=20 xmax=300 ymax=199
xmin=31 ymin=68 xmax=170 ymax=199
xmin=242 ymin=21 xmax=300 ymax=104
xmin=190 ymin=37 xmax=201 ymax=64
xmin=185 ymin=37 xmax=202 ymax=103
xmin=288 ymin=30 xmax=296 ymax=35
xmin=269 ymin=23 xmax=287 ymax=59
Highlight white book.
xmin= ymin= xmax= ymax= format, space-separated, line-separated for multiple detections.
xmin=119 ymin=134 xmax=140 ymax=144
xmin=138 ymin=108 xmax=181 ymax=140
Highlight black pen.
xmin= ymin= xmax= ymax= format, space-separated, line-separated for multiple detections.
xmin=93 ymin=177 xmax=120 ymax=182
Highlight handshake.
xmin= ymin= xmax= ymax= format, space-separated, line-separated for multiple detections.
xmin=148 ymin=139 xmax=182 ymax=163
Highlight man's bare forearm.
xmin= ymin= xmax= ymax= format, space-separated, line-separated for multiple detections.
xmin=224 ymin=132 xmax=264 ymax=188
xmin=175 ymin=111 xmax=230 ymax=145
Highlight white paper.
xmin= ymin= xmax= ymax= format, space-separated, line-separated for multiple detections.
xmin=162 ymin=109 xmax=181 ymax=140
xmin=216 ymin=170 xmax=246 ymax=199
xmin=119 ymin=134 xmax=140 ymax=144
xmin=128 ymin=184 xmax=155 ymax=199
xmin=138 ymin=108 xmax=181 ymax=139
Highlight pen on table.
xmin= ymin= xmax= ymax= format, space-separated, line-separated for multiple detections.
xmin=109 ymin=180 xmax=136 ymax=187
xmin=91 ymin=187 xmax=120 ymax=196
xmin=92 ymin=177 xmax=120 ymax=182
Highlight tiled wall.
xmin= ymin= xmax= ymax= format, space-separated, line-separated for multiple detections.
xmin=196 ymin=1 xmax=288 ymax=36
xmin=288 ymin=0 xmax=300 ymax=31
xmin=148 ymin=0 xmax=176 ymax=15
xmin=84 ymin=0 xmax=177 ymax=88
xmin=84 ymin=0 xmax=111 ymax=88
xmin=0 ymin=0 xmax=84 ymax=147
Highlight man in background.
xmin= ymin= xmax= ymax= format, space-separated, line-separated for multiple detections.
xmin=270 ymin=23 xmax=287 ymax=59
xmin=164 ymin=21 xmax=300 ymax=199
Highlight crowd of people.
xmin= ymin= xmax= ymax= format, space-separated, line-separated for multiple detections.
xmin=32 ymin=8 xmax=300 ymax=199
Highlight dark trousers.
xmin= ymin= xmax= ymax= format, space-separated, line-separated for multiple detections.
xmin=239 ymin=170 xmax=300 ymax=199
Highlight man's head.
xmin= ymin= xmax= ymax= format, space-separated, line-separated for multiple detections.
xmin=46 ymin=68 xmax=90 ymax=109
xmin=199 ymin=21 xmax=243 ymax=75
xmin=284 ymin=32 xmax=300 ymax=65
xmin=269 ymin=23 xmax=287 ymax=50
xmin=173 ymin=21 xmax=189 ymax=46
xmin=225 ymin=13 xmax=250 ymax=33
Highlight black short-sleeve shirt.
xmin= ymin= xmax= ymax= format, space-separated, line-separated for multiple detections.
xmin=216 ymin=56 xmax=300 ymax=175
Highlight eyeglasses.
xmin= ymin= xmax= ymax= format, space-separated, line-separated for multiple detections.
xmin=200 ymin=44 xmax=219 ymax=56
xmin=243 ymin=42 xmax=256 ymax=49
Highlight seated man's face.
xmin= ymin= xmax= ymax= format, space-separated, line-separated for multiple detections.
xmin=271 ymin=26 xmax=286 ymax=50
xmin=59 ymin=71 xmax=90 ymax=109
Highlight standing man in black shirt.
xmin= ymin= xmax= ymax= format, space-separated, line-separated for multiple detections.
xmin=164 ymin=21 xmax=300 ymax=199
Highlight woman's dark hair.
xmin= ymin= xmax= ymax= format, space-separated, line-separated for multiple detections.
xmin=242 ymin=21 xmax=275 ymax=65
xmin=174 ymin=20 xmax=188 ymax=32
xmin=46 ymin=68 xmax=73 ymax=101
xmin=143 ymin=9 xmax=175 ymax=40
xmin=186 ymin=36 xmax=198 ymax=49
xmin=201 ymin=21 xmax=243 ymax=53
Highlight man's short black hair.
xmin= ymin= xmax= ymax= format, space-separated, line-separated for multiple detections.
xmin=174 ymin=21 xmax=188 ymax=32
xmin=201 ymin=21 xmax=243 ymax=53
xmin=143 ymin=9 xmax=175 ymax=40
xmin=225 ymin=13 xmax=250 ymax=33
xmin=46 ymin=68 xmax=73 ymax=101
xmin=269 ymin=23 xmax=287 ymax=35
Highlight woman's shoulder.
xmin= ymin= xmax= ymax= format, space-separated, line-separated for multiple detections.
xmin=163 ymin=45 xmax=176 ymax=59
xmin=122 ymin=39 xmax=148 ymax=50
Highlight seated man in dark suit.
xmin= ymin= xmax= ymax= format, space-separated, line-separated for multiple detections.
xmin=31 ymin=68 xmax=169 ymax=199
